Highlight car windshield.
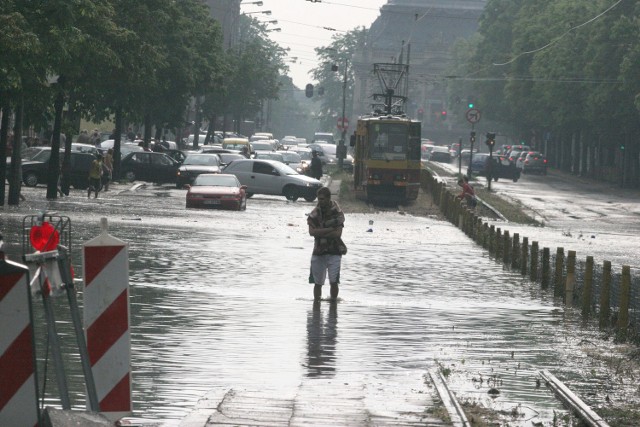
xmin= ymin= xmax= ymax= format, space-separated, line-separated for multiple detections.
xmin=22 ymin=147 xmax=51 ymax=161
xmin=193 ymin=174 xmax=238 ymax=187
xmin=183 ymin=154 xmax=220 ymax=166
xmin=217 ymin=154 xmax=244 ymax=164
xmin=223 ymin=142 xmax=248 ymax=151
xmin=274 ymin=162 xmax=299 ymax=175
xmin=280 ymin=152 xmax=301 ymax=163
xmin=256 ymin=152 xmax=284 ymax=162
xmin=252 ymin=142 xmax=273 ymax=151
xmin=297 ymin=151 xmax=312 ymax=161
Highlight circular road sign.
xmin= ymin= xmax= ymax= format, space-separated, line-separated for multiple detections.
xmin=337 ymin=117 xmax=349 ymax=131
xmin=465 ymin=108 xmax=481 ymax=124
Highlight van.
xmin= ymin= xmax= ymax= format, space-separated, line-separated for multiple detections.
xmin=313 ymin=132 xmax=335 ymax=144
xmin=222 ymin=138 xmax=252 ymax=154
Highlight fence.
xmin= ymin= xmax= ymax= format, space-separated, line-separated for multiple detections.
xmin=421 ymin=171 xmax=639 ymax=338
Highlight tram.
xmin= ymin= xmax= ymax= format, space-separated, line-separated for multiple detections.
xmin=350 ymin=113 xmax=421 ymax=203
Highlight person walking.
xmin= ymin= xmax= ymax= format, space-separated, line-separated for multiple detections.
xmin=307 ymin=186 xmax=347 ymax=302
xmin=88 ymin=153 xmax=103 ymax=199
xmin=102 ymin=148 xmax=114 ymax=191
xmin=310 ymin=150 xmax=323 ymax=180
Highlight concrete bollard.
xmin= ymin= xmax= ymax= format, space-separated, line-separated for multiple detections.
xmin=503 ymin=230 xmax=510 ymax=266
xmin=582 ymin=256 xmax=594 ymax=318
xmin=617 ymin=265 xmax=631 ymax=332
xmin=511 ymin=233 xmax=520 ymax=270
xmin=521 ymin=237 xmax=528 ymax=276
xmin=565 ymin=250 xmax=576 ymax=306
xmin=554 ymin=248 xmax=565 ymax=298
xmin=599 ymin=261 xmax=612 ymax=327
xmin=541 ymin=247 xmax=550 ymax=289
xmin=531 ymin=241 xmax=539 ymax=281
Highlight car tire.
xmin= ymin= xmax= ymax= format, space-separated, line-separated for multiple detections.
xmin=246 ymin=192 xmax=254 ymax=198
xmin=283 ymin=185 xmax=299 ymax=201
xmin=494 ymin=177 xmax=499 ymax=182
xmin=176 ymin=181 xmax=183 ymax=189
xmin=24 ymin=172 xmax=38 ymax=187
xmin=124 ymin=170 xmax=136 ymax=182
xmin=513 ymin=178 xmax=518 ymax=182
xmin=304 ymin=195 xmax=316 ymax=202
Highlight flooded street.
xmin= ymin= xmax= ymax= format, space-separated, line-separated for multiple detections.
xmin=1 ymin=182 xmax=637 ymax=425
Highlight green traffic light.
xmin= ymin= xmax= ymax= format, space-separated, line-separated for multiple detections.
xmin=468 ymin=103 xmax=474 ymax=108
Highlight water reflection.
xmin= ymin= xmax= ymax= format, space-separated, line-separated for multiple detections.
xmin=306 ymin=301 xmax=337 ymax=378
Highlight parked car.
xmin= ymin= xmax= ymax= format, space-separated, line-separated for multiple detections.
xmin=429 ymin=146 xmax=451 ymax=163
xmin=185 ymin=173 xmax=247 ymax=210
xmin=120 ymin=151 xmax=180 ymax=183
xmin=175 ymin=153 xmax=222 ymax=188
xmin=254 ymin=151 xmax=284 ymax=162
xmin=222 ymin=159 xmax=322 ymax=201
xmin=307 ymin=142 xmax=354 ymax=171
xmin=22 ymin=151 xmax=95 ymax=189
xmin=467 ymin=153 xmax=520 ymax=182
xmin=515 ymin=151 xmax=528 ymax=170
xmin=216 ymin=153 xmax=245 ymax=167
xmin=278 ymin=151 xmax=308 ymax=175
xmin=522 ymin=151 xmax=548 ymax=175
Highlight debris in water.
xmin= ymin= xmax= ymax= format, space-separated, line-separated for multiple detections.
xmin=487 ymin=388 xmax=500 ymax=396
xmin=366 ymin=228 xmax=373 ymax=232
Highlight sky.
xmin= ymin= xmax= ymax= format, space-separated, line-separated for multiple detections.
xmin=240 ymin=0 xmax=388 ymax=88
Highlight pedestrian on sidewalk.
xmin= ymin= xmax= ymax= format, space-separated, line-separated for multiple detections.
xmin=456 ymin=175 xmax=477 ymax=208
xmin=307 ymin=186 xmax=347 ymax=301
xmin=310 ymin=150 xmax=323 ymax=180
xmin=102 ymin=148 xmax=113 ymax=191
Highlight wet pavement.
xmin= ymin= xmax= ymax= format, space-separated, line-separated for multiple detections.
xmin=1 ymin=179 xmax=638 ymax=426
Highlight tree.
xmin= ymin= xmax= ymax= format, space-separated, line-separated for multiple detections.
xmin=311 ymin=28 xmax=367 ymax=132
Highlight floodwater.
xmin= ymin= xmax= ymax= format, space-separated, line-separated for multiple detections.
xmin=1 ymin=183 xmax=637 ymax=425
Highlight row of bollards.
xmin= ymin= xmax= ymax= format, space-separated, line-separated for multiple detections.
xmin=422 ymin=173 xmax=635 ymax=339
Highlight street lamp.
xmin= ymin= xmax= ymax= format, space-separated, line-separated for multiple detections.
xmin=259 ymin=19 xmax=278 ymax=24
xmin=245 ymin=10 xmax=271 ymax=15
xmin=241 ymin=1 xmax=263 ymax=5
xmin=266 ymin=28 xmax=281 ymax=32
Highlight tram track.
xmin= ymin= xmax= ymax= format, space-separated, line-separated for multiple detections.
xmin=430 ymin=367 xmax=612 ymax=427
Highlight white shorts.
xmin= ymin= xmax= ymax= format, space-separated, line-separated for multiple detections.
xmin=310 ymin=254 xmax=342 ymax=285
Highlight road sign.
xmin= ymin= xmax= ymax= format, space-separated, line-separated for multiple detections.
xmin=337 ymin=117 xmax=349 ymax=131
xmin=465 ymin=108 xmax=481 ymax=124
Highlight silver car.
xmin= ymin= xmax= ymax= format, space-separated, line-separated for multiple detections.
xmin=222 ymin=159 xmax=322 ymax=201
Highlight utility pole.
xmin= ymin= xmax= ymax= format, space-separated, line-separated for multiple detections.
xmin=338 ymin=57 xmax=347 ymax=170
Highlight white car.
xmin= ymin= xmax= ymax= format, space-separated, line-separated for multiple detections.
xmin=222 ymin=159 xmax=322 ymax=201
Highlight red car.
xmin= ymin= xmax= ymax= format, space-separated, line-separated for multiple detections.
xmin=185 ymin=173 xmax=247 ymax=210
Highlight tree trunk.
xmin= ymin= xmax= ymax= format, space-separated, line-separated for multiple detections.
xmin=47 ymin=88 xmax=64 ymax=199
xmin=114 ymin=107 xmax=123 ymax=180
xmin=8 ymin=101 xmax=23 ymax=206
xmin=0 ymin=106 xmax=9 ymax=205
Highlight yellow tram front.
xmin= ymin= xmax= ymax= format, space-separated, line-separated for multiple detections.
xmin=351 ymin=115 xmax=421 ymax=203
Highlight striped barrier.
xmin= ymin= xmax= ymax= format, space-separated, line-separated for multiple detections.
xmin=83 ymin=219 xmax=131 ymax=421
xmin=0 ymin=256 xmax=39 ymax=427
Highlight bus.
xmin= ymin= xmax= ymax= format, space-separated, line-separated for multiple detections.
xmin=350 ymin=114 xmax=421 ymax=203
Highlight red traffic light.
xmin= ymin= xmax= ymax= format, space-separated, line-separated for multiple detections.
xmin=441 ymin=110 xmax=447 ymax=116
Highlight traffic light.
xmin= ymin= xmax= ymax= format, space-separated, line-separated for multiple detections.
xmin=470 ymin=131 xmax=476 ymax=144
xmin=417 ymin=108 xmax=424 ymax=120
xmin=620 ymin=144 xmax=625 ymax=150
xmin=468 ymin=101 xmax=474 ymax=108
xmin=485 ymin=132 xmax=496 ymax=148
xmin=440 ymin=110 xmax=447 ymax=121
xmin=305 ymin=83 xmax=314 ymax=98
xmin=317 ymin=86 xmax=325 ymax=96
xmin=467 ymin=95 xmax=476 ymax=108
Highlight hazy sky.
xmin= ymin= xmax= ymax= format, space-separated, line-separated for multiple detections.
xmin=240 ymin=0 xmax=388 ymax=88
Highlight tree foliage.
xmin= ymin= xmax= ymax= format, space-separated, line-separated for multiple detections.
xmin=311 ymin=27 xmax=368 ymax=131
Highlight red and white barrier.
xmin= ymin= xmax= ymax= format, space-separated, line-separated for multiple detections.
xmin=83 ymin=220 xmax=131 ymax=421
xmin=0 ymin=257 xmax=38 ymax=427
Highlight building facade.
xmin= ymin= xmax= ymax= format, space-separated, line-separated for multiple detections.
xmin=352 ymin=0 xmax=486 ymax=140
